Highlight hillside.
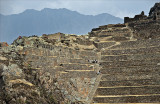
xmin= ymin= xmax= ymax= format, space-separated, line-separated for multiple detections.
xmin=0 ymin=2 xmax=159 ymax=104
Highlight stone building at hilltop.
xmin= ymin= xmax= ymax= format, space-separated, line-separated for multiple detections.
xmin=124 ymin=2 xmax=160 ymax=23
xmin=0 ymin=2 xmax=160 ymax=104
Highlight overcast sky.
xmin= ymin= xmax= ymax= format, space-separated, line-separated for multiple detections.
xmin=0 ymin=0 xmax=159 ymax=18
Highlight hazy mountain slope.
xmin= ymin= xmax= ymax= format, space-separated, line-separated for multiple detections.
xmin=0 ymin=8 xmax=123 ymax=43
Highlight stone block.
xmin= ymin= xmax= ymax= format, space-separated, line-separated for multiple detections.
xmin=101 ymin=73 xmax=160 ymax=81
xmin=99 ymin=79 xmax=160 ymax=87
xmin=100 ymin=59 xmax=160 ymax=68
xmin=110 ymin=38 xmax=160 ymax=50
xmin=93 ymin=95 xmax=160 ymax=103
xmin=101 ymin=53 xmax=160 ymax=62
xmin=96 ymin=86 xmax=160 ymax=95
xmin=102 ymin=46 xmax=160 ymax=55
xmin=100 ymin=66 xmax=160 ymax=75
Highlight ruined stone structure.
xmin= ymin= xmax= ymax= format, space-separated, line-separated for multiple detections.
xmin=0 ymin=42 xmax=9 ymax=48
xmin=0 ymin=2 xmax=160 ymax=104
xmin=124 ymin=11 xmax=147 ymax=23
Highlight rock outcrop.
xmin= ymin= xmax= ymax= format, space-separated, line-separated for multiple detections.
xmin=0 ymin=2 xmax=160 ymax=104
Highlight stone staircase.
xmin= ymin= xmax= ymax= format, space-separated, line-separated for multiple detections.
xmin=92 ymin=38 xmax=160 ymax=103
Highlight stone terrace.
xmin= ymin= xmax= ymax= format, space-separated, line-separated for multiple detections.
xmin=92 ymin=37 xmax=160 ymax=104
xmin=21 ymin=44 xmax=101 ymax=103
xmin=91 ymin=2 xmax=160 ymax=103
xmin=0 ymin=2 xmax=160 ymax=104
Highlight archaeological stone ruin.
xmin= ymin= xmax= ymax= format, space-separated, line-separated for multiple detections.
xmin=0 ymin=2 xmax=160 ymax=104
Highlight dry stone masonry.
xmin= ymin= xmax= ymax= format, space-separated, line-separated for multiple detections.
xmin=0 ymin=2 xmax=160 ymax=104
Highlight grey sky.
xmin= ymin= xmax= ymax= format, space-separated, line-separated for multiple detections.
xmin=0 ymin=0 xmax=159 ymax=18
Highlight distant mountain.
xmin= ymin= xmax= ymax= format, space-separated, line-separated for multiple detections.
xmin=0 ymin=8 xmax=123 ymax=43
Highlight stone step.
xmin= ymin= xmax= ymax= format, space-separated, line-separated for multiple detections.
xmin=62 ymin=63 xmax=94 ymax=70
xmin=25 ymin=55 xmax=57 ymax=61
xmin=79 ymin=50 xmax=98 ymax=57
xmin=41 ymin=64 xmax=95 ymax=72
xmin=70 ymin=58 xmax=88 ymax=64
xmin=94 ymin=41 xmax=116 ymax=49
xmin=101 ymin=53 xmax=160 ymax=62
xmin=100 ymin=59 xmax=160 ymax=68
xmin=69 ymin=58 xmax=97 ymax=64
xmin=101 ymin=73 xmax=160 ymax=81
xmin=60 ymin=71 xmax=97 ymax=78
xmin=109 ymin=38 xmax=160 ymax=50
xmin=93 ymin=94 xmax=160 ymax=103
xmin=100 ymin=66 xmax=160 ymax=74
xmin=96 ymin=85 xmax=160 ymax=96
xmin=99 ymin=79 xmax=160 ymax=87
xmin=101 ymin=46 xmax=160 ymax=55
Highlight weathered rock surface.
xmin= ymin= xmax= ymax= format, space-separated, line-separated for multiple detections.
xmin=0 ymin=2 xmax=160 ymax=104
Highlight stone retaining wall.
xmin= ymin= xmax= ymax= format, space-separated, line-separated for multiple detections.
xmin=21 ymin=45 xmax=100 ymax=103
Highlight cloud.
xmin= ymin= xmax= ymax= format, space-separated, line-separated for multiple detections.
xmin=0 ymin=0 xmax=14 ymax=15
xmin=0 ymin=0 xmax=61 ymax=15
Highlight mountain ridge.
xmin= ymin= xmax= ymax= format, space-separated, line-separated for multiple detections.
xmin=0 ymin=8 xmax=123 ymax=43
xmin=0 ymin=8 xmax=119 ymax=17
